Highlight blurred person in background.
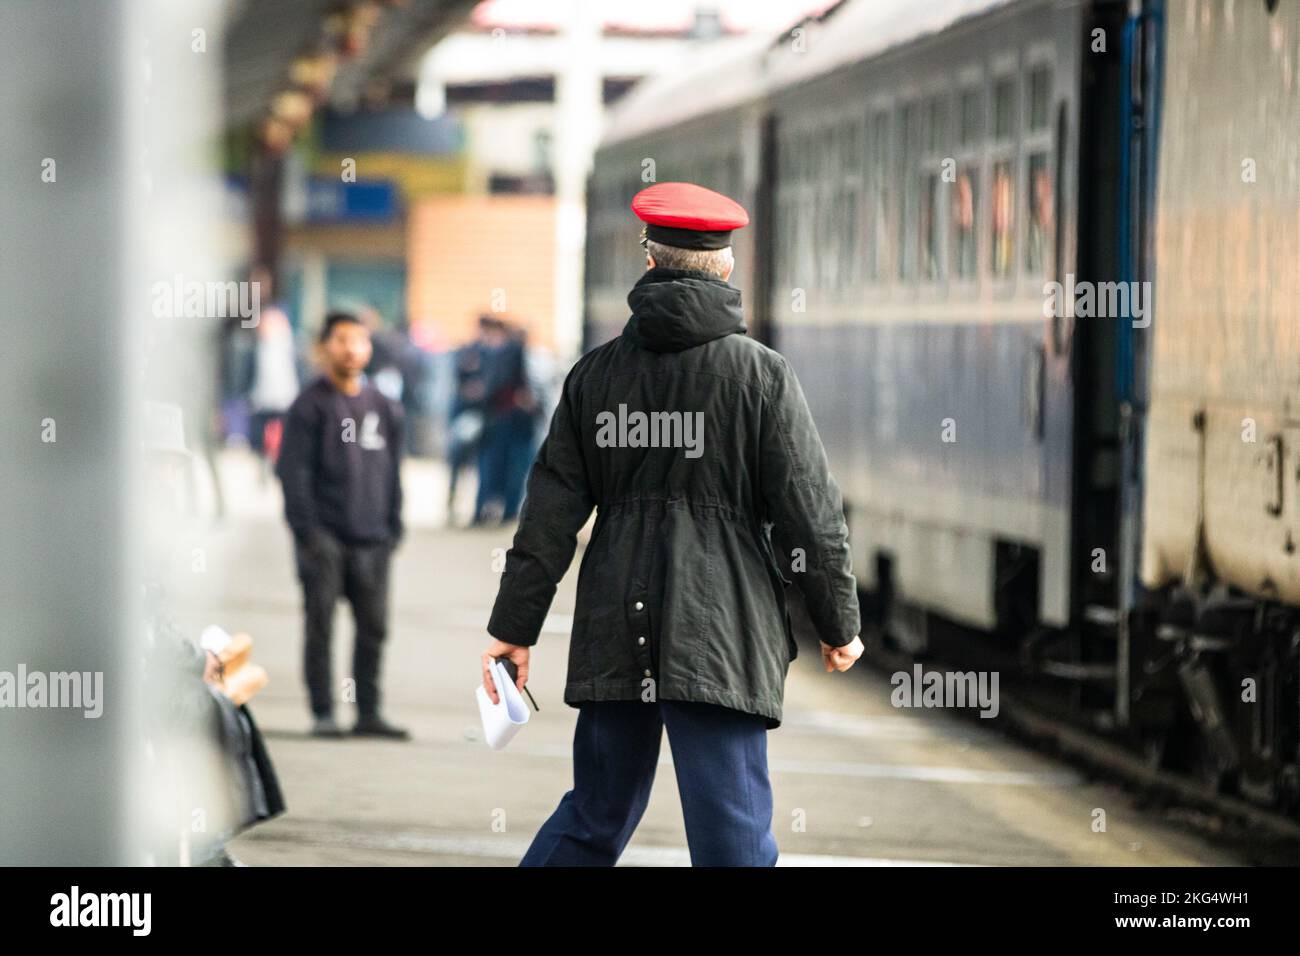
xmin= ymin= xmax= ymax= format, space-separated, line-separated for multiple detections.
xmin=363 ymin=305 xmax=434 ymax=455
xmin=248 ymin=298 xmax=299 ymax=471
xmin=141 ymin=401 xmax=285 ymax=866
xmin=360 ymin=303 xmax=407 ymax=404
xmin=445 ymin=317 xmax=491 ymax=524
xmin=217 ymin=264 xmax=282 ymax=451
xmin=217 ymin=314 xmax=256 ymax=448
xmin=275 ymin=311 xmax=410 ymax=741
xmin=473 ymin=316 xmax=536 ymax=525
xmin=523 ymin=336 xmax=559 ymax=452
xmin=500 ymin=323 xmax=543 ymax=522
xmin=397 ymin=319 xmax=436 ymax=456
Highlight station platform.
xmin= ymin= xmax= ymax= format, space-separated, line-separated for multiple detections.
xmin=170 ymin=450 xmax=1241 ymax=866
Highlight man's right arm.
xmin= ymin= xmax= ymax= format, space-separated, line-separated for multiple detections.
xmin=276 ymin=394 xmax=321 ymax=542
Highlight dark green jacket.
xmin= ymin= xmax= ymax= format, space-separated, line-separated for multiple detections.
xmin=487 ymin=266 xmax=860 ymax=728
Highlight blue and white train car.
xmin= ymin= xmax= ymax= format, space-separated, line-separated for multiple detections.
xmin=585 ymin=0 xmax=1300 ymax=815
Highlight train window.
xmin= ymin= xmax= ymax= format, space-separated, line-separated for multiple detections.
xmin=726 ymin=154 xmax=741 ymax=200
xmin=784 ymin=133 xmax=800 ymax=184
xmin=776 ymin=132 xmax=804 ymax=291
xmin=867 ymin=110 xmax=890 ymax=282
xmin=817 ymin=125 xmax=836 ymax=290
xmin=843 ymin=199 xmax=859 ymax=289
xmin=959 ymin=88 xmax=982 ymax=147
xmin=831 ymin=123 xmax=849 ymax=289
xmin=778 ymin=138 xmax=797 ymax=288
xmin=808 ymin=128 xmax=823 ymax=190
xmin=921 ymin=173 xmax=944 ymax=281
xmin=841 ymin=116 xmax=864 ymax=290
xmin=1026 ymin=67 xmax=1050 ymax=132
xmin=773 ymin=189 xmax=787 ymax=289
xmin=920 ymin=95 xmax=948 ymax=282
xmin=1023 ymin=66 xmax=1053 ymax=278
xmin=952 ymin=84 xmax=982 ymax=282
xmin=993 ymin=76 xmax=1017 ymax=140
xmin=705 ymin=159 xmax=719 ymax=195
xmin=990 ymin=159 xmax=1015 ymax=278
xmin=924 ymin=97 xmax=945 ymax=154
xmin=795 ymin=185 xmax=815 ymax=293
xmin=1025 ymin=153 xmax=1054 ymax=276
xmin=990 ymin=74 xmax=1018 ymax=281
xmin=896 ymin=103 xmax=919 ymax=282
xmin=951 ymin=166 xmax=978 ymax=279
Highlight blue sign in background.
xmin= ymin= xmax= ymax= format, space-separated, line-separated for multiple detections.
xmin=306 ymin=178 xmax=399 ymax=223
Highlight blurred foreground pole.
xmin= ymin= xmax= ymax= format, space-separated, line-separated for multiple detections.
xmin=0 ymin=0 xmax=133 ymax=866
xmin=0 ymin=0 xmax=224 ymax=864
xmin=552 ymin=0 xmax=602 ymax=362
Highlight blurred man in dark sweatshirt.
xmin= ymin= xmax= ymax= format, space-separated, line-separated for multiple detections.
xmin=276 ymin=311 xmax=409 ymax=740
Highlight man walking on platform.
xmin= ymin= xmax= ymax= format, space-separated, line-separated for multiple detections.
xmin=278 ymin=311 xmax=410 ymax=741
xmin=481 ymin=182 xmax=864 ymax=865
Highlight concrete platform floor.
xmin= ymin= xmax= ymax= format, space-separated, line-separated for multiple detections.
xmin=166 ymin=450 xmax=1242 ymax=866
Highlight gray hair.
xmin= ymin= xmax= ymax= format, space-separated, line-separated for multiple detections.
xmin=645 ymin=239 xmax=734 ymax=280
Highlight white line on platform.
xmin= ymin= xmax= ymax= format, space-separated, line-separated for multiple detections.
xmin=262 ymin=828 xmax=973 ymax=867
xmin=767 ymin=756 xmax=1081 ymax=787
xmin=780 ymin=708 xmax=993 ymax=743
xmin=508 ymin=744 xmax=1080 ymax=787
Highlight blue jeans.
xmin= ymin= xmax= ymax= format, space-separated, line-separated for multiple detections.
xmin=475 ymin=414 xmax=535 ymax=522
xmin=519 ymin=699 xmax=779 ymax=867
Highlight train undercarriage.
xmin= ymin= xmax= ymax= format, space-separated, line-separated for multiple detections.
xmin=865 ymin=552 xmax=1300 ymax=822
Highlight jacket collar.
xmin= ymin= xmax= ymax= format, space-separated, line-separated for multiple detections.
xmin=622 ymin=267 xmax=747 ymax=353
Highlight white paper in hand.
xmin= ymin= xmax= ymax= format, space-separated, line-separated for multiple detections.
xmin=199 ymin=625 xmax=233 ymax=655
xmin=476 ymin=659 xmax=530 ymax=750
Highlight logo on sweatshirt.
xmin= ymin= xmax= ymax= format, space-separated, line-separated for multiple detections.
xmin=359 ymin=411 xmax=387 ymax=450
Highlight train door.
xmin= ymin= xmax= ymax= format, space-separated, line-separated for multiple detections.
xmin=1069 ymin=0 xmax=1164 ymax=725
xmin=1049 ymin=0 xmax=1127 ymax=717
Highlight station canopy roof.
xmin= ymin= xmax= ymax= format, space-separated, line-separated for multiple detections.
xmin=223 ymin=0 xmax=479 ymax=128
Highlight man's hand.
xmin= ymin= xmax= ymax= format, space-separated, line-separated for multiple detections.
xmin=482 ymin=637 xmax=529 ymax=705
xmin=820 ymin=635 xmax=864 ymax=673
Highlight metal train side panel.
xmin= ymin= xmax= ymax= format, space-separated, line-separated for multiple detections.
xmin=767 ymin=0 xmax=1083 ymax=629
xmin=1141 ymin=0 xmax=1300 ymax=603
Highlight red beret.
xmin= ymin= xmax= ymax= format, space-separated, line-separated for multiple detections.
xmin=631 ymin=182 xmax=749 ymax=250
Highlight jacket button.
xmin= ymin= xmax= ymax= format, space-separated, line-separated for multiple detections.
xmin=634 ymin=601 xmax=644 ymax=611
xmin=637 ymin=636 xmax=646 ymax=646
xmin=643 ymin=668 xmax=652 ymax=678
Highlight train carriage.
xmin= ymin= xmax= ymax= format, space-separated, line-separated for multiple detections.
xmin=1139 ymin=0 xmax=1300 ymax=803
xmin=584 ymin=0 xmax=1300 ymax=816
xmin=763 ymin=0 xmax=1087 ymax=646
